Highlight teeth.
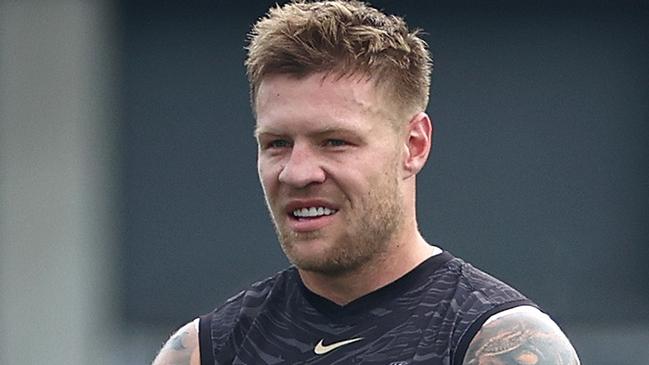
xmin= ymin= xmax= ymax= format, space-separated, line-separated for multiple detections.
xmin=292 ymin=207 xmax=337 ymax=218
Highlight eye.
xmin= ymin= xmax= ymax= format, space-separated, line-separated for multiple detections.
xmin=268 ymin=139 xmax=291 ymax=149
xmin=324 ymin=139 xmax=347 ymax=147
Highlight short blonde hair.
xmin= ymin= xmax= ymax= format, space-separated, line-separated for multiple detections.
xmin=246 ymin=0 xmax=432 ymax=116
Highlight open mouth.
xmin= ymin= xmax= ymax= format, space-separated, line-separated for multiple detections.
xmin=291 ymin=206 xmax=338 ymax=220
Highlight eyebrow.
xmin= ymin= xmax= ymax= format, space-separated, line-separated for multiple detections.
xmin=253 ymin=126 xmax=270 ymax=139
xmin=254 ymin=126 xmax=362 ymax=140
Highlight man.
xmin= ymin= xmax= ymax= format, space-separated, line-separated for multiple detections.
xmin=153 ymin=1 xmax=581 ymax=364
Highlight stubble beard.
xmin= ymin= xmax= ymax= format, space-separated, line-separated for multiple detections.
xmin=268 ymin=168 xmax=404 ymax=276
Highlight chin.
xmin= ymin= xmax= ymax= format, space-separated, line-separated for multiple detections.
xmin=290 ymin=257 xmax=361 ymax=276
xmin=282 ymin=241 xmax=372 ymax=276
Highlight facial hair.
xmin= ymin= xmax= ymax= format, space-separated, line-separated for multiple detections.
xmin=268 ymin=158 xmax=404 ymax=276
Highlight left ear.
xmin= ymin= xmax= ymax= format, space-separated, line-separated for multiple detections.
xmin=402 ymin=112 xmax=433 ymax=178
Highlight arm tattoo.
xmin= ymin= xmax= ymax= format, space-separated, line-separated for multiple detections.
xmin=152 ymin=321 xmax=199 ymax=365
xmin=169 ymin=331 xmax=189 ymax=351
xmin=463 ymin=308 xmax=580 ymax=365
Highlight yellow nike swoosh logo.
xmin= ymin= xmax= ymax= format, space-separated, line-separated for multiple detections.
xmin=314 ymin=337 xmax=364 ymax=355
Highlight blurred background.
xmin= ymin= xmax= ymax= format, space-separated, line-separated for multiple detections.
xmin=1 ymin=0 xmax=648 ymax=364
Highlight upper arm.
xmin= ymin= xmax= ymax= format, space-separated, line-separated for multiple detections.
xmin=462 ymin=306 xmax=580 ymax=365
xmin=152 ymin=318 xmax=201 ymax=365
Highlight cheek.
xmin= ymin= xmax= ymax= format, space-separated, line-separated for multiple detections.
xmin=330 ymin=170 xmax=372 ymax=203
xmin=258 ymin=160 xmax=281 ymax=193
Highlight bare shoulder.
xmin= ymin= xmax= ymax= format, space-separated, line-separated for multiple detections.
xmin=462 ymin=306 xmax=580 ymax=365
xmin=152 ymin=318 xmax=201 ymax=365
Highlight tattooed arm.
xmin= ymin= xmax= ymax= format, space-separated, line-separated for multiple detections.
xmin=462 ymin=306 xmax=580 ymax=365
xmin=152 ymin=319 xmax=201 ymax=365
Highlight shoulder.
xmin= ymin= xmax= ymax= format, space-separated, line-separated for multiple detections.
xmin=452 ymin=258 xmax=528 ymax=301
xmin=152 ymin=319 xmax=200 ymax=365
xmin=437 ymin=256 xmax=534 ymax=325
xmin=432 ymin=254 xmax=529 ymax=305
xmin=152 ymin=268 xmax=296 ymax=365
xmin=208 ymin=267 xmax=296 ymax=327
xmin=199 ymin=267 xmax=299 ymax=357
xmin=461 ymin=306 xmax=580 ymax=365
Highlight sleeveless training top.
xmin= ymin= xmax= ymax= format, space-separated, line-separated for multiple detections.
xmin=199 ymin=251 xmax=536 ymax=364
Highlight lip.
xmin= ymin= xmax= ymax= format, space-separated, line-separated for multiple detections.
xmin=284 ymin=199 xmax=339 ymax=214
xmin=284 ymin=199 xmax=339 ymax=233
xmin=288 ymin=213 xmax=337 ymax=232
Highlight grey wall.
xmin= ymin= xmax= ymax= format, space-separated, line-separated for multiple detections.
xmin=118 ymin=1 xmax=649 ymax=363
xmin=0 ymin=1 xmax=119 ymax=364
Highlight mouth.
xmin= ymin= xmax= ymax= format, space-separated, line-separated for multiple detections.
xmin=291 ymin=206 xmax=338 ymax=220
xmin=283 ymin=201 xmax=339 ymax=232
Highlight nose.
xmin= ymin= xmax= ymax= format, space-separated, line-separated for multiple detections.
xmin=278 ymin=142 xmax=326 ymax=188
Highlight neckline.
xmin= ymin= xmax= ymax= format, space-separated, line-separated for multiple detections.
xmin=295 ymin=250 xmax=454 ymax=320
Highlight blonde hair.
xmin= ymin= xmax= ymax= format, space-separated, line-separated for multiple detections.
xmin=245 ymin=0 xmax=432 ymax=116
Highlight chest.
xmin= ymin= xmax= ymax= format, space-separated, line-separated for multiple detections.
xmin=224 ymin=302 xmax=454 ymax=365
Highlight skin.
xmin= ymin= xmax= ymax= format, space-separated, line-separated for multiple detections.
xmin=463 ymin=306 xmax=581 ymax=365
xmin=254 ymin=72 xmax=435 ymax=305
xmin=152 ymin=320 xmax=200 ymax=365
xmin=151 ymin=71 xmax=436 ymax=364
xmin=151 ymin=73 xmax=581 ymax=365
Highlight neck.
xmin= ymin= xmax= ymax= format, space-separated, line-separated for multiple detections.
xmin=298 ymin=230 xmax=438 ymax=306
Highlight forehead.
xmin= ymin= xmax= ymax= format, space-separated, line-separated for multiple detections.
xmin=254 ymin=73 xmax=393 ymax=135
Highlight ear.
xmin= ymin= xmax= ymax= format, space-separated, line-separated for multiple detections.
xmin=402 ymin=112 xmax=433 ymax=178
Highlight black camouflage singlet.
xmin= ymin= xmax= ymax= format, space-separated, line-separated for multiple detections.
xmin=199 ymin=251 xmax=536 ymax=364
